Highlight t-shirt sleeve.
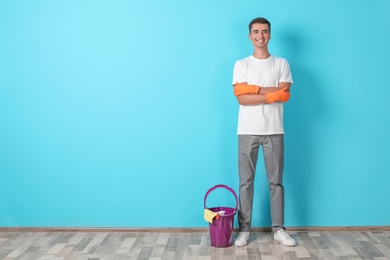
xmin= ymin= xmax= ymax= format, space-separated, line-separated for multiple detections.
xmin=232 ymin=60 xmax=247 ymax=85
xmin=280 ymin=59 xmax=294 ymax=84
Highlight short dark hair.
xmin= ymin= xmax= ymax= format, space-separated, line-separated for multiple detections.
xmin=249 ymin=17 xmax=271 ymax=33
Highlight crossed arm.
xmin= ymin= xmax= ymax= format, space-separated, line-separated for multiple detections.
xmin=234 ymin=82 xmax=291 ymax=105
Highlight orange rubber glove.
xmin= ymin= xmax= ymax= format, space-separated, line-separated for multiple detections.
xmin=265 ymin=87 xmax=290 ymax=103
xmin=233 ymin=83 xmax=260 ymax=96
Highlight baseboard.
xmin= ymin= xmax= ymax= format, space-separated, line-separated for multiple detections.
xmin=1 ymin=226 xmax=390 ymax=233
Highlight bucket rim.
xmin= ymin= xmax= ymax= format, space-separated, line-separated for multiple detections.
xmin=206 ymin=206 xmax=236 ymax=217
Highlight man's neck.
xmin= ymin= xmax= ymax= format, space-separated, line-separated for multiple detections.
xmin=253 ymin=49 xmax=270 ymax=59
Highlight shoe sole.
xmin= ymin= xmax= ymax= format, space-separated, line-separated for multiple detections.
xmin=274 ymin=237 xmax=296 ymax=247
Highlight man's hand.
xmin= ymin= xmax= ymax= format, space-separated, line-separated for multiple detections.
xmin=233 ymin=83 xmax=261 ymax=96
xmin=265 ymin=87 xmax=290 ymax=103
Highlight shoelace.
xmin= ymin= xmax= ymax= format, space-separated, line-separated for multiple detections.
xmin=238 ymin=233 xmax=249 ymax=240
xmin=279 ymin=231 xmax=292 ymax=240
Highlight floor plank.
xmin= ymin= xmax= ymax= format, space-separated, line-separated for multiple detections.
xmin=0 ymin=230 xmax=390 ymax=259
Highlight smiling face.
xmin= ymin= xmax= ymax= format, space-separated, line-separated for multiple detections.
xmin=249 ymin=23 xmax=271 ymax=49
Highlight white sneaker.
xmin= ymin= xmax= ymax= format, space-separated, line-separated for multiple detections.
xmin=234 ymin=232 xmax=250 ymax=247
xmin=274 ymin=229 xmax=297 ymax=247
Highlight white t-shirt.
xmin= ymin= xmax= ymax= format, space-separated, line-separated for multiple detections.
xmin=232 ymin=55 xmax=293 ymax=135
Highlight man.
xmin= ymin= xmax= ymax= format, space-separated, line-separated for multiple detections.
xmin=232 ymin=17 xmax=296 ymax=247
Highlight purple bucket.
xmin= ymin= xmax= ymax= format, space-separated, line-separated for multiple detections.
xmin=204 ymin=184 xmax=238 ymax=247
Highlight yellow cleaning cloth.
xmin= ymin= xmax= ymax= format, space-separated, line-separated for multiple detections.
xmin=204 ymin=209 xmax=218 ymax=223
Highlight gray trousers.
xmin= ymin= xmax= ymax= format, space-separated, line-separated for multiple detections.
xmin=238 ymin=134 xmax=285 ymax=232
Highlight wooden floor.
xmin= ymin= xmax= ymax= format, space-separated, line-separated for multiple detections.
xmin=1 ymin=229 xmax=390 ymax=260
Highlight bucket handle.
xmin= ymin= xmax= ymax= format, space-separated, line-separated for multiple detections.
xmin=204 ymin=184 xmax=238 ymax=210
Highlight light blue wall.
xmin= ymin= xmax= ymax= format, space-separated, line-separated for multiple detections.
xmin=1 ymin=0 xmax=389 ymax=228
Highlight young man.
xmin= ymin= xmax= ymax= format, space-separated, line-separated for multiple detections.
xmin=232 ymin=17 xmax=296 ymax=247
